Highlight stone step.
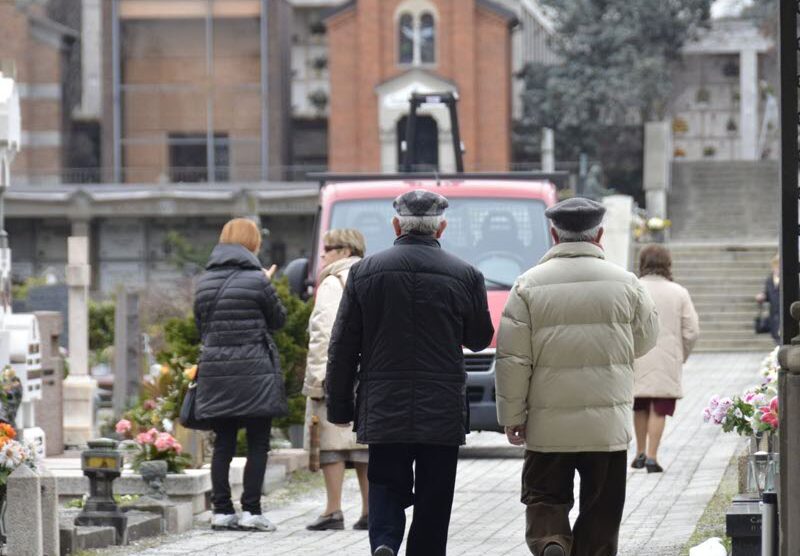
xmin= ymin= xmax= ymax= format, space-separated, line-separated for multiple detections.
xmin=676 ymin=277 xmax=766 ymax=286
xmin=695 ymin=339 xmax=777 ymax=352
xmin=696 ymin=311 xmax=764 ymax=322
xmin=684 ymin=285 xmax=765 ymax=296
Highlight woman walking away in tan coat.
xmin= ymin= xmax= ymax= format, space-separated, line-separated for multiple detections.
xmin=303 ymin=229 xmax=369 ymax=531
xmin=632 ymin=245 xmax=700 ymax=473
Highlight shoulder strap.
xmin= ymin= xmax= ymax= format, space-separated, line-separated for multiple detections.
xmin=201 ymin=271 xmax=240 ymax=339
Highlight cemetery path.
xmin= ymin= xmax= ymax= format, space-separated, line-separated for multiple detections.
xmin=121 ymin=351 xmax=767 ymax=556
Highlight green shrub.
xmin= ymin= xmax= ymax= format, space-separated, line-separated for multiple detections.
xmin=89 ymin=300 xmax=115 ymax=352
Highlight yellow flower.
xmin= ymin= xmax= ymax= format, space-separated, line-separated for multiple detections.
xmin=184 ymin=365 xmax=198 ymax=381
xmin=160 ymin=364 xmax=170 ymax=375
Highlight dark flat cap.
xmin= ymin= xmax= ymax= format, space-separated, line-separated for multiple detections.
xmin=545 ymin=197 xmax=606 ymax=232
xmin=393 ymin=189 xmax=449 ymax=217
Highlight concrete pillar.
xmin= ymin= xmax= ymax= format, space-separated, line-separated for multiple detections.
xmin=541 ymin=128 xmax=555 ymax=173
xmin=643 ymin=121 xmax=671 ymax=218
xmin=63 ymin=237 xmax=97 ymax=447
xmin=79 ymin=0 xmax=102 ymax=119
xmin=39 ymin=469 xmax=60 ymax=556
xmin=112 ymin=290 xmax=141 ymax=416
xmin=601 ymin=195 xmax=634 ymax=270
xmin=740 ymin=49 xmax=759 ymax=160
xmin=7 ymin=465 xmax=43 ymax=556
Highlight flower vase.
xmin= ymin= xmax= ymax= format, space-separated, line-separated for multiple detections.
xmin=139 ymin=460 xmax=168 ymax=500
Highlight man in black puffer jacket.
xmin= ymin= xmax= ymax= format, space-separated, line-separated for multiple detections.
xmin=326 ymin=190 xmax=494 ymax=556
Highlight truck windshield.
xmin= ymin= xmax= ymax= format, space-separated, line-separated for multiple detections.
xmin=329 ymin=197 xmax=550 ymax=288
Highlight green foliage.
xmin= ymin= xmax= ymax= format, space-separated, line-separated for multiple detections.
xmin=518 ymin=0 xmax=711 ymax=159
xmin=10 ymin=276 xmax=47 ymax=301
xmin=157 ymin=315 xmax=201 ymax=365
xmin=164 ymin=230 xmax=214 ymax=271
xmin=88 ymin=300 xmax=115 ymax=352
xmin=271 ymin=276 xmax=313 ymax=429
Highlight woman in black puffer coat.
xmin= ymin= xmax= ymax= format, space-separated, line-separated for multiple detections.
xmin=193 ymin=218 xmax=287 ymax=532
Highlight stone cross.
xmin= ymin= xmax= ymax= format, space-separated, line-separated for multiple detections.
xmin=63 ymin=237 xmax=97 ymax=448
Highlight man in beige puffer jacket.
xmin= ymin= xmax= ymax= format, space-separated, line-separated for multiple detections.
xmin=495 ymin=197 xmax=659 ymax=556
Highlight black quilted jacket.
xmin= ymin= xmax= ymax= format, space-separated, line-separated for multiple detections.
xmin=325 ymin=234 xmax=494 ymax=446
xmin=193 ymin=243 xmax=288 ymax=420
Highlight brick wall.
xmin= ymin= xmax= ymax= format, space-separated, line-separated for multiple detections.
xmin=327 ymin=0 xmax=512 ymax=172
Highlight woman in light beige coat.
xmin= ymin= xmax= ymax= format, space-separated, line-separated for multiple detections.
xmin=302 ymin=229 xmax=369 ymax=531
xmin=632 ymin=244 xmax=700 ymax=473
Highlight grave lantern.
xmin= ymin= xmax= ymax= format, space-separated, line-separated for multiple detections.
xmin=75 ymin=438 xmax=127 ymax=543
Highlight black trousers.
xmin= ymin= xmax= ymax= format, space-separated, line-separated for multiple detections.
xmin=522 ymin=450 xmax=627 ymax=556
xmin=368 ymin=443 xmax=459 ymax=556
xmin=211 ymin=417 xmax=271 ymax=515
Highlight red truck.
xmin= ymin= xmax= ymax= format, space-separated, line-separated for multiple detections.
xmin=285 ymin=172 xmax=561 ymax=431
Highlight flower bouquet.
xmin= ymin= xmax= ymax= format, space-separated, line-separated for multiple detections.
xmin=0 ymin=423 xmax=38 ymax=487
xmin=116 ymin=420 xmax=190 ymax=474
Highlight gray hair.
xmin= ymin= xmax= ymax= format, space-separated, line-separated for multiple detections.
xmin=552 ymin=224 xmax=602 ymax=243
xmin=396 ymin=215 xmax=445 ymax=236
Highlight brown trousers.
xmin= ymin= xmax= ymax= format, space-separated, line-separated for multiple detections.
xmin=522 ymin=450 xmax=627 ymax=556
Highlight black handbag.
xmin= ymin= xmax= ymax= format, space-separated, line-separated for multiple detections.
xmin=754 ymin=301 xmax=772 ymax=334
xmin=179 ymin=272 xmax=238 ymax=430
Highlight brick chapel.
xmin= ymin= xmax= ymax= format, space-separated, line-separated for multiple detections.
xmin=326 ymin=0 xmax=517 ymax=173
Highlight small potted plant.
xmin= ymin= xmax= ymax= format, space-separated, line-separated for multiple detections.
xmin=703 ymin=145 xmax=716 ymax=158
xmin=696 ymin=87 xmax=711 ymax=104
xmin=732 ymin=89 xmax=741 ymax=105
xmin=726 ymin=117 xmax=738 ymax=134
xmin=673 ymin=147 xmax=686 ymax=158
xmin=311 ymin=56 xmax=328 ymax=75
xmin=307 ymin=89 xmax=329 ymax=115
xmin=671 ymin=117 xmax=689 ymax=135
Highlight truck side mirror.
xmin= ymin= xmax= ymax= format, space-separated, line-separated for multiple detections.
xmin=283 ymin=258 xmax=310 ymax=299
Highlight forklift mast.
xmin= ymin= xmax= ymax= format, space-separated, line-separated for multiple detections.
xmin=402 ymin=91 xmax=464 ymax=173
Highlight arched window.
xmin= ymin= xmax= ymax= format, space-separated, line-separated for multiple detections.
xmin=398 ymin=13 xmax=414 ymax=65
xmin=419 ymin=12 xmax=435 ymax=64
xmin=396 ymin=5 xmax=437 ymax=66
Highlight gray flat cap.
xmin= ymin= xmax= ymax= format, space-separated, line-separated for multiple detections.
xmin=545 ymin=197 xmax=606 ymax=232
xmin=393 ymin=189 xmax=449 ymax=217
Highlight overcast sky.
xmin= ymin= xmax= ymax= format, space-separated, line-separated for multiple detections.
xmin=711 ymin=0 xmax=754 ymax=18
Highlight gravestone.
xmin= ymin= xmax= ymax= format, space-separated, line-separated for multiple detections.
xmin=39 ymin=468 xmax=60 ymax=556
xmin=26 ymin=285 xmax=69 ymax=347
xmin=7 ymin=465 xmax=43 ymax=556
xmin=112 ymin=290 xmax=141 ymax=416
xmin=34 ymin=311 xmax=64 ymax=456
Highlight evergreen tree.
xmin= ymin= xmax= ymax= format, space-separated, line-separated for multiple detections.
xmin=518 ymin=0 xmax=711 ymax=160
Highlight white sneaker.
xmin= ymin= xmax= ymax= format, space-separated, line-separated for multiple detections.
xmin=211 ymin=513 xmax=239 ymax=531
xmin=239 ymin=511 xmax=277 ymax=532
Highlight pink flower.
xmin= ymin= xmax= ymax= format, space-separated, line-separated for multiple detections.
xmin=759 ymin=396 xmax=779 ymax=430
xmin=135 ymin=432 xmax=152 ymax=445
xmin=143 ymin=399 xmax=157 ymax=411
xmin=154 ymin=432 xmax=175 ymax=452
xmin=708 ymin=395 xmax=720 ymax=409
xmin=702 ymin=407 xmax=712 ymax=423
xmin=115 ymin=419 xmax=132 ymax=435
xmin=173 ymin=442 xmax=183 ymax=454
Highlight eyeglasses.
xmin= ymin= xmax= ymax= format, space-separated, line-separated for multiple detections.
xmin=323 ymin=245 xmax=346 ymax=253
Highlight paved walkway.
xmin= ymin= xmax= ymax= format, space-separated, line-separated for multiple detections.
xmin=127 ymin=352 xmax=767 ymax=555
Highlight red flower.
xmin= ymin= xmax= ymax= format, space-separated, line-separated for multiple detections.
xmin=759 ymin=396 xmax=779 ymax=430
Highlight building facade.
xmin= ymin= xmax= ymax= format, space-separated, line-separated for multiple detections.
xmin=326 ymin=0 xmax=518 ymax=173
xmin=670 ymin=18 xmax=778 ymax=161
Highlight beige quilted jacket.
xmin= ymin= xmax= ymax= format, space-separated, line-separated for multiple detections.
xmin=302 ymin=256 xmax=366 ymax=452
xmin=633 ymin=275 xmax=699 ymax=399
xmin=495 ymin=242 xmax=659 ymax=452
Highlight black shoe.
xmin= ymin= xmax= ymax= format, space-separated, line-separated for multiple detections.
xmin=306 ymin=510 xmax=344 ymax=531
xmin=374 ymin=547 xmax=394 ymax=556
xmin=630 ymin=453 xmax=646 ymax=469
xmin=645 ymin=458 xmax=663 ymax=473
xmin=352 ymin=514 xmax=369 ymax=530
xmin=543 ymin=543 xmax=566 ymax=556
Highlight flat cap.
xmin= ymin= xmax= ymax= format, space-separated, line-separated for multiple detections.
xmin=544 ymin=197 xmax=606 ymax=232
xmin=393 ymin=189 xmax=449 ymax=217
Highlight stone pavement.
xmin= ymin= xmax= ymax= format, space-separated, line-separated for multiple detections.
xmin=124 ymin=351 xmax=766 ymax=556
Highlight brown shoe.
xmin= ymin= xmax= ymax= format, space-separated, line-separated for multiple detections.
xmin=352 ymin=514 xmax=368 ymax=530
xmin=306 ymin=510 xmax=344 ymax=531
